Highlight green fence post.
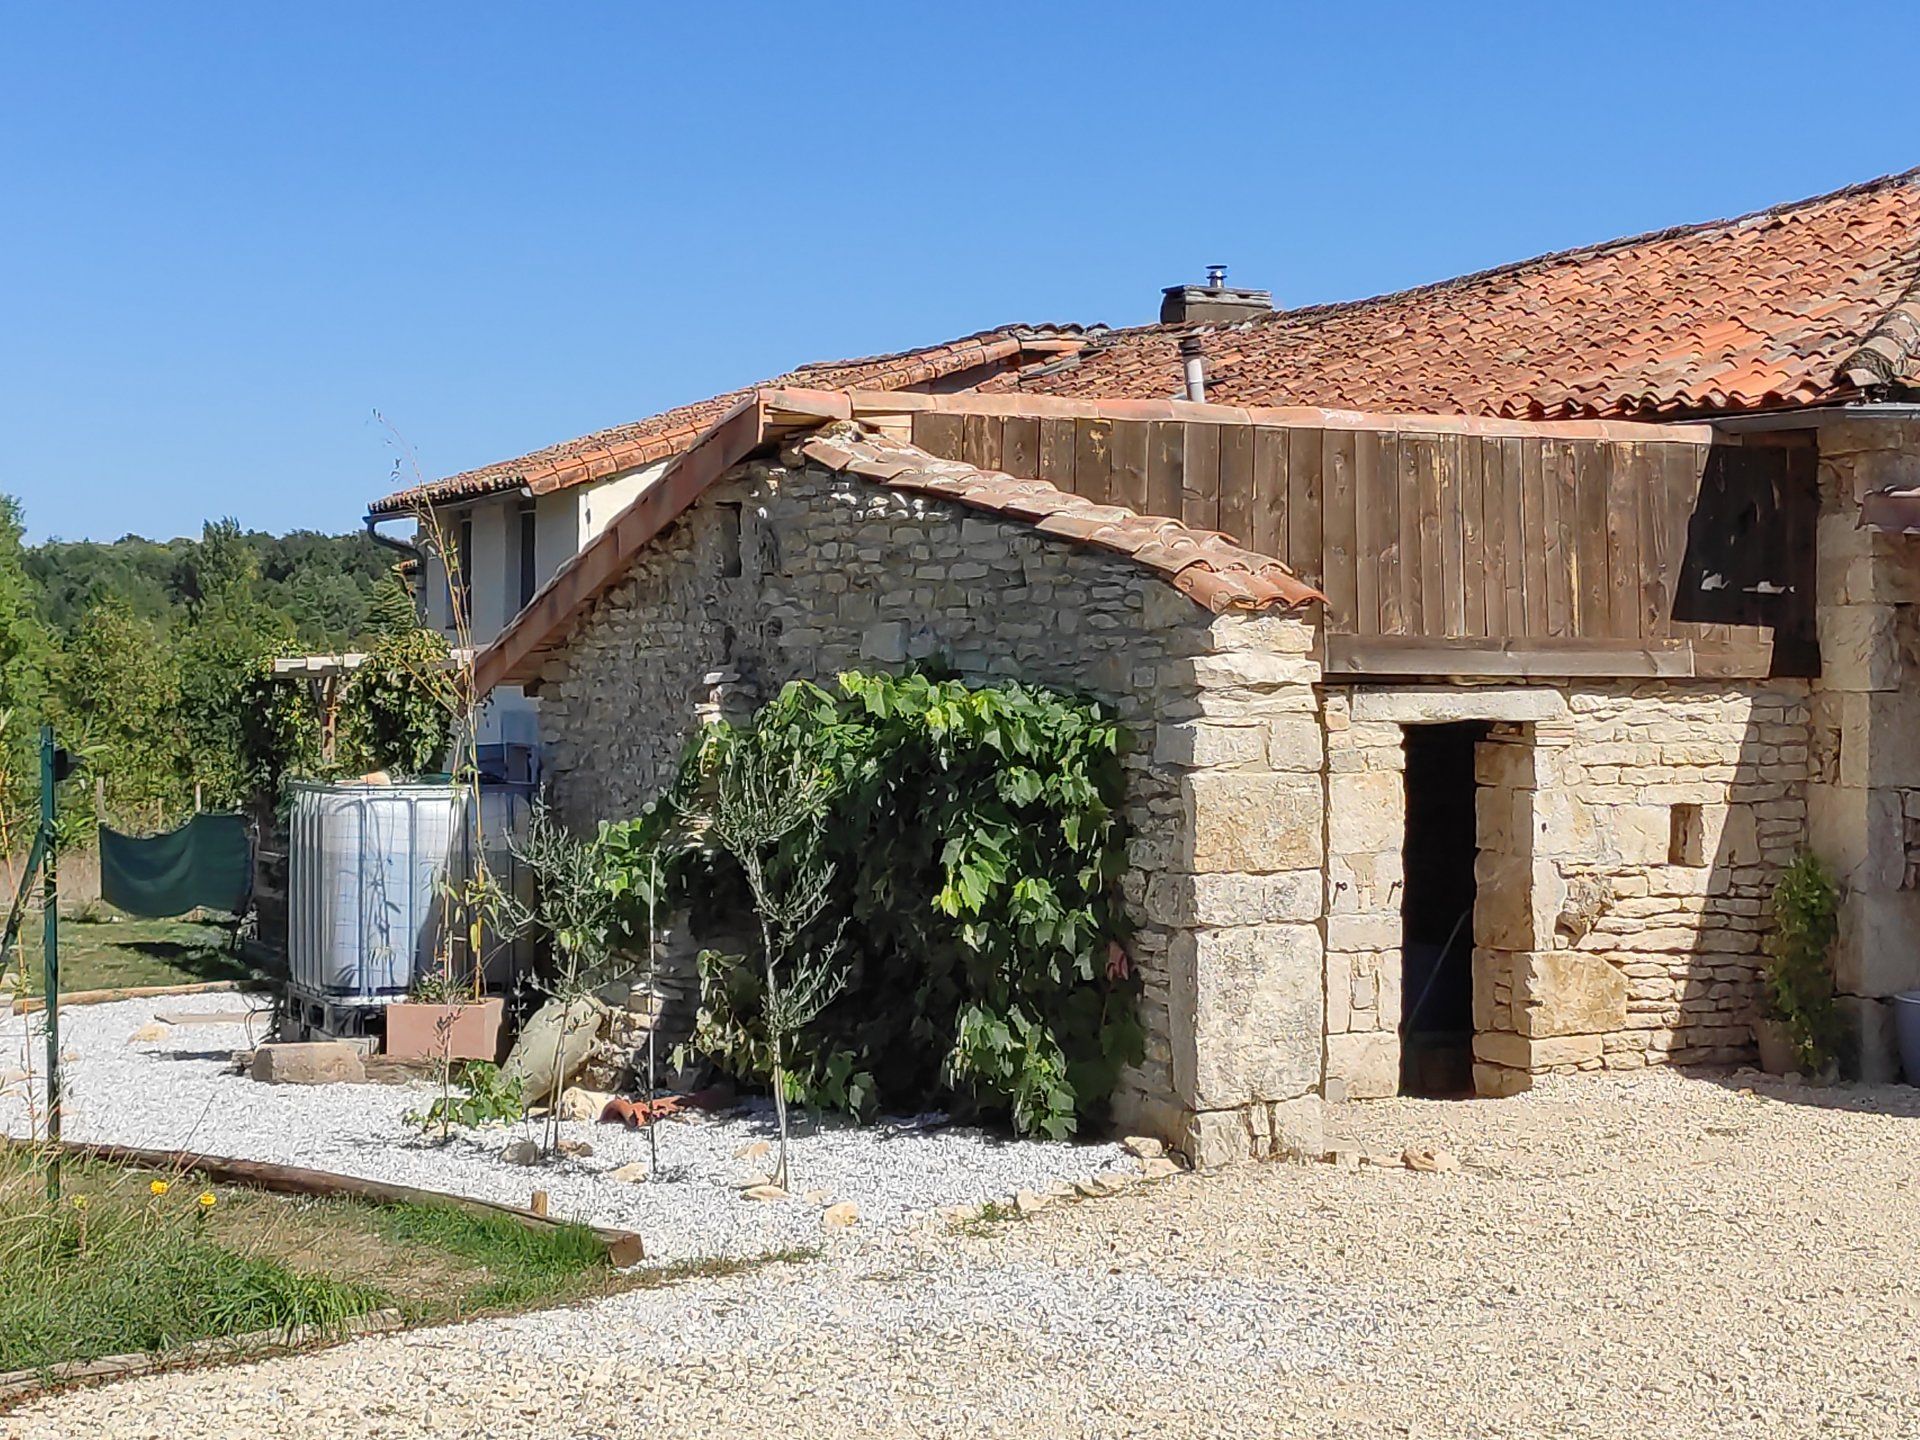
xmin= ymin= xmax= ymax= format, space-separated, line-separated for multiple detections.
xmin=41 ymin=722 xmax=59 ymax=1202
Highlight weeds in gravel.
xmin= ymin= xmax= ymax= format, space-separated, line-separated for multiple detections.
xmin=950 ymin=1200 xmax=1024 ymax=1238
xmin=0 ymin=1152 xmax=389 ymax=1375
xmin=628 ymin=1245 xmax=821 ymax=1290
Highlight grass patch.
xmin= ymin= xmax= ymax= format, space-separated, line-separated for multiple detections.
xmin=0 ymin=1151 xmax=390 ymax=1376
xmin=6 ymin=914 xmax=249 ymax=997
xmin=374 ymin=1203 xmax=607 ymax=1311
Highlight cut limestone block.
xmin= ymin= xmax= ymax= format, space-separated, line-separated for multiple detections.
xmin=249 ymin=1041 xmax=366 ymax=1086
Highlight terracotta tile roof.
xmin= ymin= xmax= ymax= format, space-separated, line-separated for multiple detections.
xmin=369 ymin=326 xmax=1092 ymax=515
xmin=792 ymin=422 xmax=1322 ymax=613
xmin=985 ymin=169 xmax=1920 ymax=420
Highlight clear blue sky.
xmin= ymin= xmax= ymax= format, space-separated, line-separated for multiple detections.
xmin=4 ymin=2 xmax=1915 ymax=543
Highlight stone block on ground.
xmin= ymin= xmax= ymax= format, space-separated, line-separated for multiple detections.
xmin=249 ymin=1041 xmax=366 ymax=1086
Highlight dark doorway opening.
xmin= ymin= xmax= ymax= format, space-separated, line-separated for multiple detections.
xmin=1400 ymin=722 xmax=1487 ymax=1097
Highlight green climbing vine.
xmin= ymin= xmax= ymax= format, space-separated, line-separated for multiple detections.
xmin=599 ymin=670 xmax=1142 ymax=1139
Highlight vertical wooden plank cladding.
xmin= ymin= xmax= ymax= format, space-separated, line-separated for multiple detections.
xmin=1638 ymin=444 xmax=1676 ymax=638
xmin=1147 ymin=421 xmax=1184 ymax=520
xmin=1477 ymin=437 xmax=1504 ymax=639
xmin=1657 ymin=442 xmax=1705 ymax=640
xmin=1606 ymin=442 xmax=1645 ymax=639
xmin=1377 ymin=433 xmax=1405 ymax=634
xmin=912 ymin=411 xmax=965 ymax=463
xmin=1543 ymin=439 xmax=1574 ymax=637
xmin=1417 ymin=436 xmax=1445 ymax=635
xmin=1073 ymin=417 xmax=1115 ymax=507
xmin=1001 ymin=416 xmax=1040 ymax=478
xmin=1352 ymin=430 xmax=1382 ymax=635
xmin=1322 ymin=430 xmax=1358 ymax=632
xmin=1217 ymin=424 xmax=1256 ymax=547
xmin=1398 ymin=433 xmax=1424 ymax=632
xmin=1250 ymin=427 xmax=1288 ymax=562
xmin=960 ymin=414 xmax=994 ymax=471
xmin=1287 ymin=428 xmax=1325 ymax=593
xmin=1109 ymin=419 xmax=1149 ymax=514
xmin=1522 ymin=439 xmax=1550 ymax=635
xmin=1572 ymin=441 xmax=1611 ymax=637
xmin=1434 ymin=435 xmax=1463 ymax=636
xmin=1183 ymin=422 xmax=1221 ymax=532
xmin=1499 ymin=437 xmax=1527 ymax=635
xmin=1451 ymin=437 xmax=1482 ymax=633
xmin=1038 ymin=418 xmax=1077 ymax=493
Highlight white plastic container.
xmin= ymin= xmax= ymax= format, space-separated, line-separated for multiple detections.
xmin=287 ymin=780 xmax=467 ymax=1004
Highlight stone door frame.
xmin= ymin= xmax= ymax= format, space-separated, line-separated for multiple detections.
xmin=1323 ymin=686 xmax=1561 ymax=1099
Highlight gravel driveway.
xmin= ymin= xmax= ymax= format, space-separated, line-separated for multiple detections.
xmin=10 ymin=1066 xmax=1920 ymax=1438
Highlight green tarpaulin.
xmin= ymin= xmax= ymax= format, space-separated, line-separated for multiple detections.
xmin=99 ymin=813 xmax=251 ymax=918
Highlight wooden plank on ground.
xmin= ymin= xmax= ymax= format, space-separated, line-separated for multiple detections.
xmin=14 ymin=1139 xmax=646 ymax=1266
xmin=1184 ymin=421 xmax=1222 ymax=532
xmin=1217 ymin=423 xmax=1256 ymax=546
xmin=1287 ymin=428 xmax=1325 ymax=594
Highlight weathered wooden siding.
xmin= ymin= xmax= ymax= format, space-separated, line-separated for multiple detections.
xmin=907 ymin=409 xmax=1816 ymax=680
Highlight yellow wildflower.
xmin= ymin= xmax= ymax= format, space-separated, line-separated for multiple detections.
xmin=196 ymin=1191 xmax=216 ymax=1210
xmin=71 ymin=1194 xmax=88 ymax=1211
xmin=148 ymin=1179 xmax=170 ymax=1197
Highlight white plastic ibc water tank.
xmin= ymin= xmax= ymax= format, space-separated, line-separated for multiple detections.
xmin=287 ymin=780 xmax=467 ymax=1004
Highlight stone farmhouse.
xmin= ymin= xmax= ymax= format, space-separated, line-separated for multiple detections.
xmin=373 ymin=169 xmax=1920 ymax=1165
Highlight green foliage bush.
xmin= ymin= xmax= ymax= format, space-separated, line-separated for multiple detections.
xmin=602 ymin=670 xmax=1142 ymax=1139
xmin=336 ymin=626 xmax=455 ymax=777
xmin=1764 ymin=851 xmax=1841 ymax=1071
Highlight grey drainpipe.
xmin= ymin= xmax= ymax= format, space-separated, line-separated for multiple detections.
xmin=363 ymin=511 xmax=421 ymax=558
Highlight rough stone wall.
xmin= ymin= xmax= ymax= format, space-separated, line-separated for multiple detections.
xmin=1809 ymin=420 xmax=1920 ymax=1079
xmin=1321 ymin=681 xmax=1809 ymax=1097
xmin=535 ymin=459 xmax=1327 ymax=1163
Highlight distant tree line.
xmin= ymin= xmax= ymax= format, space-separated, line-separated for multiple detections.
xmin=0 ymin=497 xmax=416 ymax=850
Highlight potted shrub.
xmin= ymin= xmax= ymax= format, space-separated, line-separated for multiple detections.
xmin=385 ymin=965 xmax=504 ymax=1063
xmin=1757 ymin=852 xmax=1840 ymax=1077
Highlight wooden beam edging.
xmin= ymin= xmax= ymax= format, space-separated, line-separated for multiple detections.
xmin=9 ymin=1139 xmax=645 ymax=1267
xmin=9 ymin=978 xmax=260 ymax=1017
xmin=0 ymin=1307 xmax=407 ymax=1408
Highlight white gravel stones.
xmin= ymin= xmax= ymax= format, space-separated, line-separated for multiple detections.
xmin=0 ymin=994 xmax=1134 ymax=1261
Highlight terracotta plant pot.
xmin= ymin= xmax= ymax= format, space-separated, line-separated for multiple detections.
xmin=384 ymin=998 xmax=505 ymax=1063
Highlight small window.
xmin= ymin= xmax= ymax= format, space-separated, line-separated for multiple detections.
xmin=450 ymin=512 xmax=474 ymax=634
xmin=717 ymin=502 xmax=743 ymax=578
xmin=1669 ymin=804 xmax=1706 ymax=867
xmin=517 ymin=503 xmax=538 ymax=610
